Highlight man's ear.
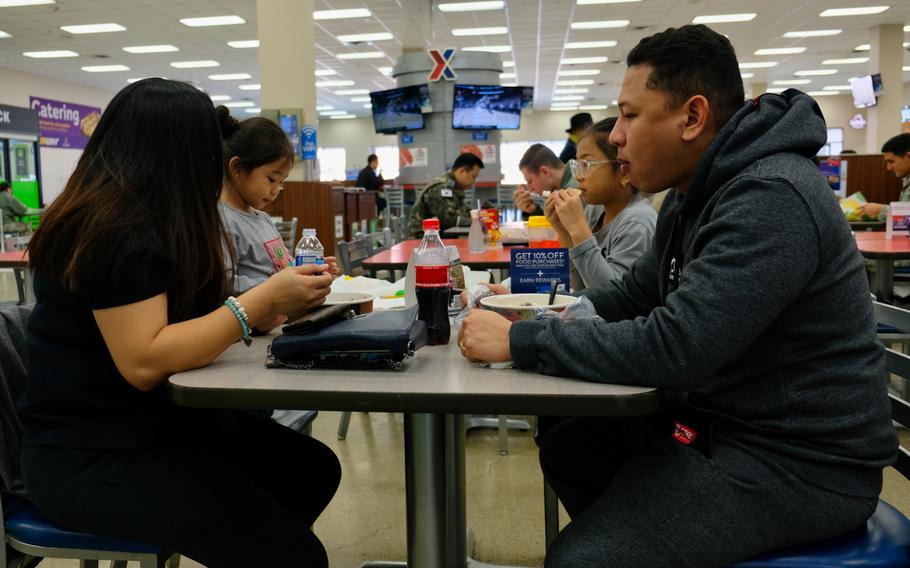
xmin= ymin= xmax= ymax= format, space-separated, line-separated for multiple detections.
xmin=680 ymin=95 xmax=711 ymax=143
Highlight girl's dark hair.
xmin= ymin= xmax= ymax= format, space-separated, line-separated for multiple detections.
xmin=216 ymin=106 xmax=294 ymax=175
xmin=581 ymin=117 xmax=637 ymax=193
xmin=28 ymin=78 xmax=229 ymax=322
xmin=582 ymin=117 xmax=620 ymax=167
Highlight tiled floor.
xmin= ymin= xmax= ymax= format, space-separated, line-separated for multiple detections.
xmin=7 ymin=267 xmax=910 ymax=568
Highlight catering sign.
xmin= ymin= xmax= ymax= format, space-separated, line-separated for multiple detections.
xmin=510 ymin=248 xmax=570 ymax=293
xmin=29 ymin=96 xmax=101 ymax=149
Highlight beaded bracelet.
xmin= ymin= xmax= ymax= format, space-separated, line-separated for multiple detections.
xmin=224 ymin=296 xmax=252 ymax=347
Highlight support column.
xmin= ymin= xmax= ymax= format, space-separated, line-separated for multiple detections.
xmin=866 ymin=24 xmax=903 ymax=153
xmin=257 ymin=0 xmax=316 ymax=181
xmin=750 ymin=82 xmax=767 ymax=98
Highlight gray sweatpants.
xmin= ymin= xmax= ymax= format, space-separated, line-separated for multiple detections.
xmin=539 ymin=416 xmax=879 ymax=568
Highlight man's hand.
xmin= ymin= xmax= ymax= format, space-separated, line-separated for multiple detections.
xmin=856 ymin=202 xmax=885 ymax=219
xmin=458 ymin=309 xmax=513 ymax=362
xmin=514 ymin=186 xmax=538 ymax=214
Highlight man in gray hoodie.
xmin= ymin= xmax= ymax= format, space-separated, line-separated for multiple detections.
xmin=458 ymin=24 xmax=897 ymax=567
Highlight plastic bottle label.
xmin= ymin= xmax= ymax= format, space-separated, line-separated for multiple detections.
xmin=415 ymin=265 xmax=450 ymax=287
xmin=296 ymin=255 xmax=325 ymax=266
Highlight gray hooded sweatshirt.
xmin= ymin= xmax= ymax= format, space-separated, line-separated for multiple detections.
xmin=510 ymin=90 xmax=897 ymax=498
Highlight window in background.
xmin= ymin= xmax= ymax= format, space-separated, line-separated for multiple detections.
xmin=500 ymin=140 xmax=564 ymax=185
xmin=818 ymin=128 xmax=844 ymax=156
xmin=317 ymin=147 xmax=346 ymax=182
xmin=370 ymin=145 xmax=400 ymax=181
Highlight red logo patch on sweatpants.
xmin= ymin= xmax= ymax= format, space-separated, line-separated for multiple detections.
xmin=672 ymin=421 xmax=698 ymax=446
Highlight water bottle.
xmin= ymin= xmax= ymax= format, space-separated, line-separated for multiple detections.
xmin=294 ymin=228 xmax=324 ymax=266
xmin=468 ymin=209 xmax=486 ymax=253
xmin=415 ymin=218 xmax=451 ymax=345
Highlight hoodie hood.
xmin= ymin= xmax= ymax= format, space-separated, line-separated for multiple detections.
xmin=680 ymin=89 xmax=828 ymax=214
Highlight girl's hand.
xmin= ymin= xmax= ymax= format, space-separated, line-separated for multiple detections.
xmin=323 ymin=256 xmax=341 ymax=278
xmin=263 ymin=264 xmax=333 ymax=314
xmin=544 ymin=193 xmax=572 ymax=245
xmin=552 ymin=191 xmax=591 ymax=245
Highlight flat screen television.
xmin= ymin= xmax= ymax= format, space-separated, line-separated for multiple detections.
xmin=452 ymin=84 xmax=522 ymax=130
xmin=520 ymin=86 xmax=534 ymax=109
xmin=851 ymin=75 xmax=876 ymax=109
xmin=369 ymin=85 xmax=428 ymax=134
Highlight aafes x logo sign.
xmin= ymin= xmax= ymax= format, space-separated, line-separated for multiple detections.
xmin=428 ymin=48 xmax=456 ymax=82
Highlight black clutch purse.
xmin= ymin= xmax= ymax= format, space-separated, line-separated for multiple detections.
xmin=266 ymin=304 xmax=427 ymax=370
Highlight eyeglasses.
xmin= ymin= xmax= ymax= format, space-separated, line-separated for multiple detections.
xmin=569 ymin=158 xmax=617 ymax=178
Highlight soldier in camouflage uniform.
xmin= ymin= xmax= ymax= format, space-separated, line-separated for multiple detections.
xmin=407 ymin=152 xmax=484 ymax=238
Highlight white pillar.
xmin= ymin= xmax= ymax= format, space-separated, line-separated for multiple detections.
xmin=257 ymin=0 xmax=316 ymax=181
xmin=749 ymin=82 xmax=767 ymax=98
xmin=865 ymin=23 xmax=903 ymax=153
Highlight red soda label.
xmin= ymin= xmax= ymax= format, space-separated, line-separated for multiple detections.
xmin=415 ymin=265 xmax=450 ymax=288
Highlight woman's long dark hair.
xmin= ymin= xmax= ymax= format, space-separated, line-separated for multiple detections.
xmin=28 ymin=78 xmax=229 ymax=322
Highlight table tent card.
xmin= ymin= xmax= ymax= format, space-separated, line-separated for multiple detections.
xmin=887 ymin=202 xmax=910 ymax=239
xmin=510 ymin=248 xmax=570 ymax=293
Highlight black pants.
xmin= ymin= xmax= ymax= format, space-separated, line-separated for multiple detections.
xmin=21 ymin=411 xmax=341 ymax=568
xmin=538 ymin=415 xmax=879 ymax=568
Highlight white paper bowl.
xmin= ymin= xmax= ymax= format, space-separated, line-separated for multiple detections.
xmin=479 ymin=293 xmax=576 ymax=321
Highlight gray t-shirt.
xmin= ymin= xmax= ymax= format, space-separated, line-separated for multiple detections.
xmin=218 ymin=202 xmax=292 ymax=295
xmin=570 ymin=194 xmax=657 ymax=290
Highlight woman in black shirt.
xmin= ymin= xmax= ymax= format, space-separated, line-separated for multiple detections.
xmin=19 ymin=79 xmax=340 ymax=567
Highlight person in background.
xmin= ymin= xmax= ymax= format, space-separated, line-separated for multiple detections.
xmin=459 ymin=24 xmax=896 ymax=566
xmin=217 ymin=106 xmax=338 ymax=333
xmin=19 ymin=78 xmax=341 ymax=568
xmin=558 ymin=112 xmax=594 ymax=163
xmin=0 ymin=179 xmax=29 ymax=234
xmin=855 ymin=133 xmax=910 ymax=220
xmin=407 ymin=152 xmax=483 ymax=238
xmin=545 ymin=117 xmax=656 ymax=290
xmin=513 ymin=144 xmax=580 ymax=218
xmin=355 ymin=153 xmax=387 ymax=213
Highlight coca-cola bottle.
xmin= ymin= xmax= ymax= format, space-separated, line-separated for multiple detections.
xmin=415 ymin=218 xmax=451 ymax=345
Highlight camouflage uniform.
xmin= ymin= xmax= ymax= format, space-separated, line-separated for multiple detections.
xmin=407 ymin=171 xmax=471 ymax=238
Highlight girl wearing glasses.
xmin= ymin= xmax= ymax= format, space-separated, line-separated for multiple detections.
xmin=544 ymin=117 xmax=657 ymax=290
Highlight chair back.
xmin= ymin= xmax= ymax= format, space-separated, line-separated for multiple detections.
xmin=874 ymin=301 xmax=910 ymax=479
xmin=274 ymin=217 xmax=298 ymax=250
xmin=337 ymin=236 xmax=373 ymax=276
xmin=464 ymin=188 xmax=476 ymax=210
xmin=364 ymin=227 xmax=392 ymax=252
xmin=383 ymin=186 xmax=405 ymax=229
xmin=496 ymin=186 xmax=515 ymax=210
xmin=391 ymin=215 xmax=408 ymax=244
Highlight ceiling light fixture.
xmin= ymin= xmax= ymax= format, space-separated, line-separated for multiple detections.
xmin=754 ymin=47 xmax=806 ymax=55
xmin=740 ymin=73 xmax=754 ymax=79
xmin=854 ymin=44 xmax=871 ymax=51
xmin=329 ymin=115 xmax=357 ymax=120
xmin=438 ymin=1 xmax=504 ymax=11
xmin=238 ymin=84 xmax=261 ymax=90
xmin=579 ymin=104 xmax=610 ymax=110
xmin=316 ymin=80 xmax=355 ymax=87
xmin=807 ymin=90 xmax=839 ymax=96
xmin=553 ymin=95 xmax=585 ymax=101
xmin=170 ymin=60 xmax=220 ymax=68
xmin=561 ymin=56 xmax=608 ymax=64
xmin=81 ymin=64 xmax=130 ymax=72
xmin=783 ymin=29 xmax=842 ymax=38
xmin=554 ymin=88 xmax=589 ymax=94
xmin=336 ymin=51 xmax=386 ymax=60
xmin=320 ymin=110 xmax=347 ymax=116
xmin=820 ymin=6 xmax=889 ymax=17
xmin=822 ymin=57 xmax=869 ymax=65
xmin=314 ymin=9 xmax=371 ymax=20
xmin=570 ymin=20 xmax=630 ymax=30
xmin=558 ymin=69 xmax=600 ymax=76
xmin=556 ymin=79 xmax=595 ymax=86
xmin=739 ymin=61 xmax=778 ymax=69
xmin=333 ymin=89 xmax=370 ymax=95
xmin=0 ymin=31 xmax=10 ymax=38
xmin=222 ymin=101 xmax=255 ymax=108
xmin=462 ymin=45 xmax=512 ymax=53
xmin=244 ymin=108 xmax=261 ymax=114
xmin=209 ymin=95 xmax=231 ymax=101
xmin=350 ymin=96 xmax=371 ymax=102
xmin=823 ymin=85 xmax=852 ymax=90
xmin=577 ymin=0 xmax=640 ymax=4
xmin=565 ymin=40 xmax=617 ymax=49
xmin=0 ymin=0 xmax=55 ymax=6
xmin=692 ymin=13 xmax=756 ymax=24
xmin=227 ymin=40 xmax=259 ymax=48
xmin=179 ymin=15 xmax=245 ymax=27
xmin=773 ymin=79 xmax=811 ymax=85
xmin=23 ymin=50 xmax=78 ymax=58
xmin=123 ymin=44 xmax=178 ymax=53
xmin=208 ymin=73 xmax=252 ymax=80
xmin=794 ymin=69 xmax=837 ymax=76
xmin=451 ymin=27 xmax=508 ymax=36
xmin=336 ymin=32 xmax=394 ymax=42
xmin=61 ymin=23 xmax=125 ymax=34
xmin=315 ymin=69 xmax=337 ymax=76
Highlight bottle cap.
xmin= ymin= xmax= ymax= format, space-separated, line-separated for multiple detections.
xmin=527 ymin=216 xmax=552 ymax=228
xmin=423 ymin=218 xmax=440 ymax=231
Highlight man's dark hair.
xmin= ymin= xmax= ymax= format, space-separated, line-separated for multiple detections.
xmin=627 ymin=24 xmax=745 ymax=128
xmin=882 ymin=133 xmax=910 ymax=156
xmin=452 ymin=152 xmax=484 ymax=171
xmin=519 ymin=144 xmax=562 ymax=172
xmin=367 ymin=153 xmax=378 ymax=165
xmin=0 ymin=181 xmax=9 ymax=192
